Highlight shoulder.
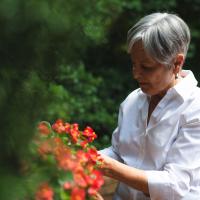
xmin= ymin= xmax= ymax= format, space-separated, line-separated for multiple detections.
xmin=121 ymin=88 xmax=140 ymax=103
xmin=189 ymin=86 xmax=200 ymax=107
xmin=181 ymin=87 xmax=200 ymax=125
xmin=120 ymin=88 xmax=146 ymax=109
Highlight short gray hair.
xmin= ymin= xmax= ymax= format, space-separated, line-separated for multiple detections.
xmin=127 ymin=12 xmax=191 ymax=67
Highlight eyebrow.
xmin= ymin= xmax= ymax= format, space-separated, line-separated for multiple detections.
xmin=131 ymin=61 xmax=155 ymax=67
xmin=141 ymin=63 xmax=155 ymax=67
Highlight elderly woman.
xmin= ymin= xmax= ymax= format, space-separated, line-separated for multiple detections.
xmin=99 ymin=12 xmax=200 ymax=199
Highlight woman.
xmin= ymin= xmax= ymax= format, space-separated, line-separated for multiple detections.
xmin=99 ymin=12 xmax=200 ymax=199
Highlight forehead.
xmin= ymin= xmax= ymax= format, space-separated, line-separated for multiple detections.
xmin=130 ymin=41 xmax=156 ymax=64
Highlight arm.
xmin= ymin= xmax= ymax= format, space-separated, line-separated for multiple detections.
xmin=100 ymin=119 xmax=200 ymax=199
xmin=99 ymin=105 xmax=123 ymax=162
xmin=100 ymin=153 xmax=149 ymax=195
xmin=99 ymin=96 xmax=149 ymax=195
xmin=98 ymin=128 xmax=123 ymax=162
xmin=146 ymin=120 xmax=200 ymax=199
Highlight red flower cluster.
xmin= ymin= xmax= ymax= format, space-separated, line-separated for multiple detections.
xmin=51 ymin=119 xmax=97 ymax=145
xmin=35 ymin=183 xmax=54 ymax=200
xmin=35 ymin=119 xmax=104 ymax=200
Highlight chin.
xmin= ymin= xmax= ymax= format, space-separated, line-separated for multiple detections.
xmin=140 ymin=87 xmax=152 ymax=95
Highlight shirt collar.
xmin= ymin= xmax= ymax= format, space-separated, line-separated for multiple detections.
xmin=137 ymin=70 xmax=198 ymax=111
xmin=169 ymin=70 xmax=198 ymax=102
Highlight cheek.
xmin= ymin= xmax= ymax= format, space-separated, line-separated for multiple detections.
xmin=151 ymin=74 xmax=173 ymax=90
xmin=148 ymin=75 xmax=167 ymax=91
xmin=149 ymin=75 xmax=162 ymax=85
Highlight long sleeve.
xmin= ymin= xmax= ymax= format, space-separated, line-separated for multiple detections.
xmin=100 ymin=105 xmax=123 ymax=162
xmin=146 ymin=114 xmax=200 ymax=200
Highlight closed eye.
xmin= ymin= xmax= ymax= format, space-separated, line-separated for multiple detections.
xmin=141 ymin=65 xmax=155 ymax=71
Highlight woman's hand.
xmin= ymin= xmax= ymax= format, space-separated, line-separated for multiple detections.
xmin=98 ymin=153 xmax=117 ymax=177
xmin=94 ymin=193 xmax=104 ymax=200
xmin=98 ymin=153 xmax=149 ymax=195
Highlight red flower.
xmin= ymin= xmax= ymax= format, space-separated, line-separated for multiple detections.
xmin=38 ymin=140 xmax=52 ymax=156
xmin=90 ymin=170 xmax=104 ymax=189
xmin=74 ymin=171 xmax=88 ymax=188
xmin=64 ymin=122 xmax=71 ymax=133
xmin=70 ymin=187 xmax=85 ymax=200
xmin=53 ymin=137 xmax=63 ymax=146
xmin=69 ymin=129 xmax=79 ymax=143
xmin=80 ymin=140 xmax=88 ymax=148
xmin=63 ymin=182 xmax=72 ymax=190
xmin=86 ymin=148 xmax=99 ymax=163
xmin=85 ymin=163 xmax=95 ymax=173
xmin=84 ymin=170 xmax=104 ymax=195
xmin=54 ymin=146 xmax=76 ymax=171
xmin=52 ymin=119 xmax=65 ymax=134
xmin=35 ymin=182 xmax=54 ymax=200
xmin=72 ymin=123 xmax=79 ymax=131
xmin=38 ymin=122 xmax=51 ymax=136
xmin=76 ymin=150 xmax=89 ymax=163
xmin=88 ymin=187 xmax=97 ymax=196
xmin=34 ymin=119 xmax=104 ymax=200
xmin=82 ymin=126 xmax=97 ymax=142
xmin=68 ymin=123 xmax=80 ymax=143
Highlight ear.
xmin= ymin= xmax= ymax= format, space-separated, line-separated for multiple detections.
xmin=173 ymin=53 xmax=184 ymax=75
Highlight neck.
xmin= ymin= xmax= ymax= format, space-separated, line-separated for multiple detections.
xmin=151 ymin=75 xmax=182 ymax=101
xmin=147 ymin=76 xmax=182 ymax=124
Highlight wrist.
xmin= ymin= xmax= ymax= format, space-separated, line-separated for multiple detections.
xmin=103 ymin=158 xmax=118 ymax=177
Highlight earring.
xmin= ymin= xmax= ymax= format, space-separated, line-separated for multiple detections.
xmin=175 ymin=73 xmax=179 ymax=79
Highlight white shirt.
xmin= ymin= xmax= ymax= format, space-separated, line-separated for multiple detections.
xmin=101 ymin=70 xmax=200 ymax=200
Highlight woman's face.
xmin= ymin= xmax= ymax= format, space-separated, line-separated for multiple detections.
xmin=130 ymin=41 xmax=176 ymax=96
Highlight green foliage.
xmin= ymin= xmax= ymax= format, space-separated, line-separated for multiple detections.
xmin=0 ymin=69 xmax=49 ymax=200
xmin=0 ymin=69 xmax=46 ymax=158
xmin=46 ymin=64 xmax=102 ymax=120
xmin=43 ymin=64 xmax=117 ymax=145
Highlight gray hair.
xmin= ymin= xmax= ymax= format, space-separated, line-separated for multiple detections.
xmin=127 ymin=12 xmax=191 ymax=67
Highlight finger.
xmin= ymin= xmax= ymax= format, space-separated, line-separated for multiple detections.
xmin=94 ymin=193 xmax=104 ymax=200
